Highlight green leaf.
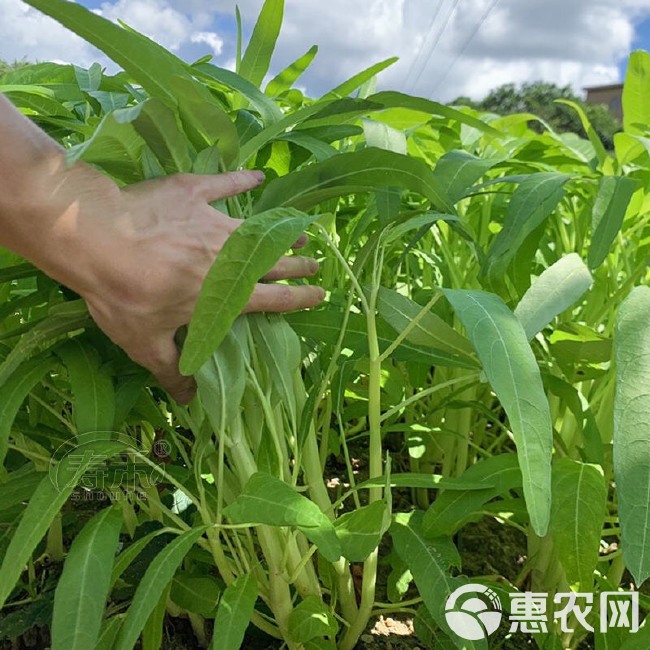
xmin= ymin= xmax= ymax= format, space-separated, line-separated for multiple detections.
xmin=195 ymin=318 xmax=249 ymax=433
xmin=376 ymin=287 xmax=477 ymax=365
xmin=555 ymin=99 xmax=609 ymax=166
xmin=549 ymin=458 xmax=607 ymax=591
xmin=265 ymin=45 xmax=318 ymax=96
xmin=255 ymin=148 xmax=454 ymax=213
xmin=211 ymin=573 xmax=257 ymax=650
xmin=354 ymin=473 xmax=490 ymax=491
xmin=141 ymin=582 xmax=171 ymax=650
xmin=613 ymin=285 xmax=650 ymax=585
xmin=514 ymin=253 xmax=593 ymax=341
xmin=367 ymin=90 xmax=501 ymax=135
xmin=249 ymin=314 xmax=301 ymax=428
xmin=96 ymin=617 xmax=124 ymax=650
xmin=362 ymin=118 xmax=407 ymax=154
xmin=334 ymin=501 xmax=387 ymax=562
xmin=131 ymin=98 xmax=193 ymax=173
xmin=223 ymin=473 xmax=341 ymax=562
xmin=483 ymin=173 xmax=570 ymax=286
xmin=391 ymin=512 xmax=483 ymax=650
xmin=57 ymin=339 xmax=115 ymax=436
xmin=51 ymin=506 xmax=123 ymax=650
xmin=193 ymin=62 xmax=283 ymax=126
xmin=422 ymin=454 xmax=522 ymax=537
xmin=0 ymin=439 xmax=126 ymax=608
xmin=623 ymin=50 xmax=650 ymax=135
xmin=588 ymin=176 xmax=639 ymax=269
xmin=286 ymin=309 xmax=477 ymax=369
xmin=171 ymin=574 xmax=220 ymax=617
xmin=114 ymin=527 xmax=207 ymax=650
xmin=180 ymin=208 xmax=317 ymax=375
xmin=444 ymin=290 xmax=553 ymax=536
xmin=0 ymin=357 xmax=51 ymax=466
xmin=433 ymin=150 xmax=500 ymax=203
xmin=288 ymin=595 xmax=338 ymax=643
xmin=324 ymin=58 xmax=398 ymax=98
xmin=239 ymin=0 xmax=284 ymax=89
xmin=110 ymin=528 xmax=170 ymax=589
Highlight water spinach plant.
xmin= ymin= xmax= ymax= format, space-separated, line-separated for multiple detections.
xmin=0 ymin=1 xmax=649 ymax=648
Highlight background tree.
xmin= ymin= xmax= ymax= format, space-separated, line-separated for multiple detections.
xmin=453 ymin=81 xmax=621 ymax=149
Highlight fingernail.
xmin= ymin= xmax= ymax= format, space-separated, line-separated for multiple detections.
xmin=307 ymin=258 xmax=319 ymax=274
xmin=296 ymin=234 xmax=308 ymax=247
xmin=252 ymin=170 xmax=265 ymax=183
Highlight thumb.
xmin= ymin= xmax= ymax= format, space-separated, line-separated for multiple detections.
xmin=143 ymin=336 xmax=197 ymax=404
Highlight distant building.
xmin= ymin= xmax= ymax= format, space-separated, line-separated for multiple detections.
xmin=584 ymin=83 xmax=623 ymax=120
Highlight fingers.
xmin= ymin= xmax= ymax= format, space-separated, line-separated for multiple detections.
xmin=245 ymin=284 xmax=326 ymax=313
xmin=263 ymin=255 xmax=319 ymax=281
xmin=292 ymin=233 xmax=309 ymax=249
xmin=136 ymin=336 xmax=197 ymax=404
xmin=189 ymin=170 xmax=265 ymax=202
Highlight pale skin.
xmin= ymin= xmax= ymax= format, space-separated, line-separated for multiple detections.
xmin=0 ymin=94 xmax=324 ymax=403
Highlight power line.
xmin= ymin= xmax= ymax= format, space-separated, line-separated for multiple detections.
xmin=409 ymin=0 xmax=462 ymax=94
xmin=429 ymin=0 xmax=501 ymax=98
xmin=403 ymin=1 xmax=446 ymax=91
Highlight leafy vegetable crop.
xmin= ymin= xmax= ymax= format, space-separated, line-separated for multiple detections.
xmin=0 ymin=1 xmax=649 ymax=648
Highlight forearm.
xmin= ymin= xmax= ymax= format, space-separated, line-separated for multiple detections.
xmin=0 ymin=93 xmax=116 ymax=294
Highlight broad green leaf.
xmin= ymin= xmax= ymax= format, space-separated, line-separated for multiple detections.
xmin=483 ymin=173 xmax=570 ymax=286
xmin=170 ymin=574 xmax=221 ymax=617
xmin=334 ymin=501 xmax=387 ymax=562
xmin=110 ymin=528 xmax=170 ymax=589
xmin=114 ymin=527 xmax=207 ymax=650
xmin=57 ymin=339 xmax=115 ymax=436
xmin=96 ymin=617 xmax=124 ymax=650
xmin=324 ymin=58 xmax=398 ymax=98
xmin=613 ymin=285 xmax=650 ymax=585
xmin=514 ymin=253 xmax=593 ymax=340
xmin=223 ymin=473 xmax=341 ymax=561
xmin=288 ymin=595 xmax=338 ymax=643
xmin=193 ymin=62 xmax=283 ymax=126
xmin=286 ymin=309 xmax=477 ymax=369
xmin=432 ymin=150 xmax=500 ymax=203
xmin=239 ymin=0 xmax=284 ymax=89
xmin=422 ymin=454 xmax=522 ymax=537
xmin=3 ymin=88 xmax=76 ymax=118
xmin=211 ymin=574 xmax=257 ymax=650
xmin=255 ymin=148 xmax=454 ymax=213
xmin=0 ymin=439 xmax=126 ymax=608
xmin=180 ymin=208 xmax=317 ymax=375
xmin=376 ymin=287 xmax=477 ymax=365
xmin=362 ymin=118 xmax=407 ymax=154
xmin=620 ymin=617 xmax=650 ymax=649
xmin=383 ymin=212 xmax=461 ymax=244
xmin=66 ymin=106 xmax=145 ymax=182
xmin=0 ymin=262 xmax=39 ymax=284
xmin=588 ymin=176 xmax=639 ymax=269
xmin=391 ymin=512 xmax=483 ymax=650
xmin=549 ymin=458 xmax=607 ymax=591
xmin=131 ymin=98 xmax=193 ymax=173
xmin=0 ymin=471 xmax=42 ymax=512
xmin=354 ymin=473 xmax=490 ymax=491
xmin=51 ymin=506 xmax=123 ymax=650
xmin=0 ymin=357 xmax=51 ymax=465
xmin=195 ymin=318 xmax=249 ymax=433
xmin=278 ymin=131 xmax=338 ymax=161
xmin=623 ymin=50 xmax=650 ymax=135
xmin=265 ymin=45 xmax=318 ymax=96
xmin=224 ymin=473 xmax=325 ymax=528
xmin=444 ymin=290 xmax=553 ymax=536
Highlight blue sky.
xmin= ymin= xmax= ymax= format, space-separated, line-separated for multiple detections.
xmin=2 ymin=0 xmax=649 ymax=101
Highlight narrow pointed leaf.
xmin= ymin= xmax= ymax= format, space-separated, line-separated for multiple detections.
xmin=444 ymin=289 xmax=553 ymax=535
xmin=255 ymin=148 xmax=454 ymax=213
xmin=265 ymin=45 xmax=318 ymax=96
xmin=114 ymin=527 xmax=207 ymax=650
xmin=211 ymin=574 xmax=257 ymax=650
xmin=180 ymin=208 xmax=317 ymax=375
xmin=623 ymin=50 xmax=650 ymax=134
xmin=324 ymin=58 xmax=398 ymax=98
xmin=51 ymin=507 xmax=123 ymax=650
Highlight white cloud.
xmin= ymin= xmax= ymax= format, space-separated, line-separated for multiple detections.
xmin=1 ymin=0 xmax=649 ymax=104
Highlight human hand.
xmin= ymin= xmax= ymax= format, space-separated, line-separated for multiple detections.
xmin=60 ymin=170 xmax=323 ymax=403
